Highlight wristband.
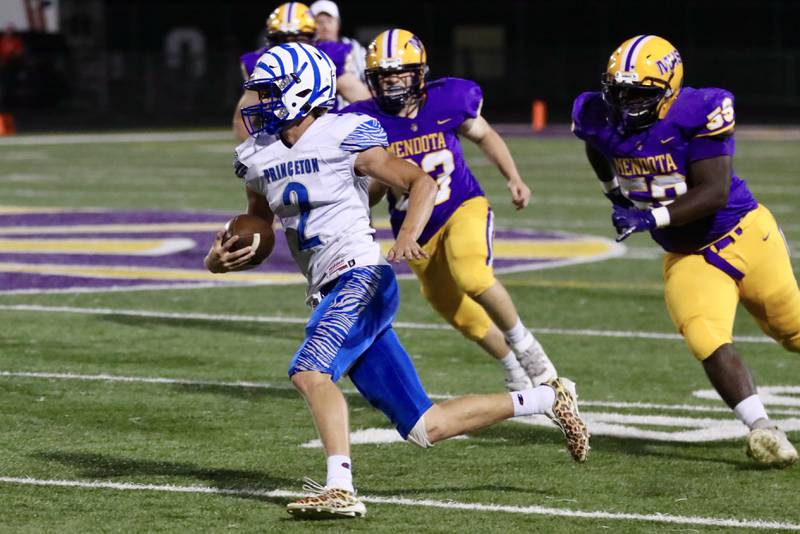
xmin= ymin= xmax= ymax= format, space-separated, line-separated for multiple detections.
xmin=651 ymin=206 xmax=671 ymax=228
xmin=600 ymin=177 xmax=620 ymax=193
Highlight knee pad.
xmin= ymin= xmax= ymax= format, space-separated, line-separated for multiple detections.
xmin=406 ymin=416 xmax=433 ymax=449
xmin=682 ymin=316 xmax=733 ymax=361
xmin=451 ymin=259 xmax=495 ymax=298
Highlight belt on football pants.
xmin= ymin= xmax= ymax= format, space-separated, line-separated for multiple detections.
xmin=701 ymin=227 xmax=744 ymax=281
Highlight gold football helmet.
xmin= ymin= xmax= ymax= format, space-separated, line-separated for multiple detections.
xmin=266 ymin=2 xmax=316 ymax=44
xmin=364 ymin=29 xmax=428 ymax=114
xmin=602 ymin=35 xmax=683 ymax=131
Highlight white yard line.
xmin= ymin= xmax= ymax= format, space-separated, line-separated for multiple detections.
xmin=0 ymin=476 xmax=797 ymax=530
xmin=0 ymin=304 xmax=776 ymax=344
xmin=3 ymin=370 xmax=800 ymax=417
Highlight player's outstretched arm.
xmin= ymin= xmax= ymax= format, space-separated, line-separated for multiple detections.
xmin=459 ymin=115 xmax=530 ymax=210
xmin=355 ymin=147 xmax=437 ymax=261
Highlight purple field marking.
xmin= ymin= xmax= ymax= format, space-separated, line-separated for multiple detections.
xmin=0 ymin=209 xmax=617 ymax=293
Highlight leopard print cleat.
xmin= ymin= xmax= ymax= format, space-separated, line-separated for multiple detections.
xmin=286 ymin=478 xmax=367 ymax=519
xmin=746 ymin=426 xmax=798 ymax=468
xmin=544 ymin=377 xmax=590 ymax=463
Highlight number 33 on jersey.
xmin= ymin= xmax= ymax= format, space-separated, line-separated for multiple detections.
xmin=343 ymin=77 xmax=487 ymax=245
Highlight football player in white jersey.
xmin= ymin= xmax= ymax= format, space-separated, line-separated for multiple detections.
xmin=205 ymin=42 xmax=589 ymax=519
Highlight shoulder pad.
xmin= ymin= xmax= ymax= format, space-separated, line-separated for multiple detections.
xmin=678 ymin=87 xmax=736 ymax=139
xmin=571 ymin=91 xmax=606 ymax=141
xmin=428 ymin=77 xmax=483 ymax=123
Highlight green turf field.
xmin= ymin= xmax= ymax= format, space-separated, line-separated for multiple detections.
xmin=0 ymin=131 xmax=798 ymax=532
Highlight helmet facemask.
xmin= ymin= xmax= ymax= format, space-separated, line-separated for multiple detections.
xmin=241 ymin=73 xmax=306 ymax=136
xmin=601 ymin=73 xmax=674 ymax=132
xmin=366 ymin=64 xmax=426 ymax=115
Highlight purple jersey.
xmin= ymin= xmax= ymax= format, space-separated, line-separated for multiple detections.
xmin=572 ymin=87 xmax=758 ymax=253
xmin=314 ymin=40 xmax=352 ymax=112
xmin=240 ymin=46 xmax=268 ymax=79
xmin=342 ymin=77 xmax=485 ymax=244
xmin=315 ymin=40 xmax=351 ymax=77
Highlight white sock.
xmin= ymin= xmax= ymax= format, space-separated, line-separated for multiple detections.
xmin=504 ymin=318 xmax=529 ymax=347
xmin=510 ymin=385 xmax=556 ymax=417
xmin=499 ymin=351 xmax=523 ymax=372
xmin=326 ymin=455 xmax=354 ymax=493
xmin=733 ymin=395 xmax=769 ymax=429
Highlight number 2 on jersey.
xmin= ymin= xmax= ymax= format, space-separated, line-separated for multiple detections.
xmin=282 ymin=182 xmax=321 ymax=250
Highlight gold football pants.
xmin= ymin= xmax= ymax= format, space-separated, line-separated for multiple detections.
xmin=407 ymin=196 xmax=496 ymax=341
xmin=664 ymin=204 xmax=800 ymax=359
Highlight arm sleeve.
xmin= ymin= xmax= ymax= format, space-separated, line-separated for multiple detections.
xmin=339 ymin=118 xmax=389 ymax=153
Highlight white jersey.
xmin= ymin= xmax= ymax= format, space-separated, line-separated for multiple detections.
xmin=235 ymin=112 xmax=389 ymax=301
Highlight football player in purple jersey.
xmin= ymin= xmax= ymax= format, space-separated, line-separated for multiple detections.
xmin=309 ymin=0 xmax=370 ymax=110
xmin=572 ymin=35 xmax=799 ymax=466
xmin=343 ymin=29 xmax=563 ymax=393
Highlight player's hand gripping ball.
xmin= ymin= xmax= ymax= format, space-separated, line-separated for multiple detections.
xmin=223 ymin=214 xmax=275 ymax=265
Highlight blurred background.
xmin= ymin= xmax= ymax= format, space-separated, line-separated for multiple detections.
xmin=1 ymin=0 xmax=799 ymax=131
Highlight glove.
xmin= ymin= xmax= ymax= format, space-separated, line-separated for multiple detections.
xmin=604 ymin=186 xmax=634 ymax=208
xmin=611 ymin=205 xmax=656 ymax=242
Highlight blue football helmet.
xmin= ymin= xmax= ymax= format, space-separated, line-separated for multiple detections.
xmin=240 ymin=42 xmax=336 ymax=136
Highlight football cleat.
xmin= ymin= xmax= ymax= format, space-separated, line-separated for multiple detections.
xmin=287 ymin=478 xmax=366 ymax=519
xmin=602 ymin=35 xmax=683 ymax=132
xmin=505 ymin=368 xmax=533 ymax=392
xmin=746 ymin=426 xmax=798 ymax=468
xmin=545 ymin=377 xmax=590 ymax=463
xmin=511 ymin=334 xmax=557 ymax=386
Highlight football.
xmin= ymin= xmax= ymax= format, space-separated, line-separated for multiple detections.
xmin=223 ymin=213 xmax=275 ymax=265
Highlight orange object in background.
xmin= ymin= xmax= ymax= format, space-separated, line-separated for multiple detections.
xmin=0 ymin=113 xmax=16 ymax=135
xmin=531 ymin=100 xmax=547 ymax=132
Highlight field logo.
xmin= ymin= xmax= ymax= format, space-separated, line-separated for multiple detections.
xmin=0 ymin=208 xmax=624 ymax=294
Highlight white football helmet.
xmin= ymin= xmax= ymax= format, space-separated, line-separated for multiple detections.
xmin=241 ymin=42 xmax=336 ymax=135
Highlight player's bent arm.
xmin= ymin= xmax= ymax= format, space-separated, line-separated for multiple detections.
xmin=367 ymin=178 xmax=389 ymax=207
xmin=246 ymin=185 xmax=276 ymax=224
xmin=460 ymin=115 xmax=530 ymax=209
xmin=355 ymin=147 xmax=436 ymax=260
xmin=232 ymin=90 xmax=259 ymax=142
xmin=203 ymin=187 xmax=273 ymax=273
xmin=336 ymin=72 xmax=371 ymax=104
xmin=666 ymin=155 xmax=732 ymax=226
